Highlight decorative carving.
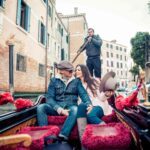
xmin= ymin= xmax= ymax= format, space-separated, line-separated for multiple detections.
xmin=0 ymin=134 xmax=32 ymax=147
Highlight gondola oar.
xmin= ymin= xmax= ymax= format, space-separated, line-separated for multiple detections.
xmin=72 ymin=40 xmax=89 ymax=63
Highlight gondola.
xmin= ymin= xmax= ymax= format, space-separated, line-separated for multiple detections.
xmin=0 ymin=94 xmax=150 ymax=150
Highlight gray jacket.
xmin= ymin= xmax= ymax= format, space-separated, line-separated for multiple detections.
xmin=83 ymin=35 xmax=102 ymax=57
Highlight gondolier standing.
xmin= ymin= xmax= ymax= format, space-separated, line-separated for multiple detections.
xmin=83 ymin=28 xmax=102 ymax=80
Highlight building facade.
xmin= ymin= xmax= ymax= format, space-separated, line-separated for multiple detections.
xmin=0 ymin=0 xmax=69 ymax=93
xmin=101 ymin=40 xmax=128 ymax=88
xmin=59 ymin=8 xmax=88 ymax=67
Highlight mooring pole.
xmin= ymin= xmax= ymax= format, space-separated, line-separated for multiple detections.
xmin=8 ymin=44 xmax=14 ymax=95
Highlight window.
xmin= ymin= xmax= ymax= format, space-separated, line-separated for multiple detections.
xmin=61 ymin=48 xmax=65 ymax=60
xmin=121 ymin=71 xmax=123 ymax=76
xmin=57 ymin=23 xmax=61 ymax=33
xmin=48 ymin=5 xmax=51 ymax=17
xmin=106 ymin=43 xmax=109 ymax=48
xmin=58 ymin=46 xmax=60 ymax=59
xmin=117 ymin=71 xmax=119 ymax=76
xmin=117 ymin=62 xmax=119 ymax=68
xmin=106 ymin=52 xmax=109 ymax=57
xmin=38 ymin=21 xmax=46 ymax=45
xmin=110 ymin=44 xmax=113 ymax=49
xmin=124 ymin=48 xmax=126 ymax=52
xmin=116 ymin=46 xmax=118 ymax=50
xmin=47 ymin=33 xmax=50 ymax=48
xmin=116 ymin=54 xmax=119 ymax=58
xmin=54 ymin=42 xmax=56 ymax=51
xmin=120 ymin=47 xmax=122 ymax=51
xmin=39 ymin=64 xmax=45 ymax=77
xmin=61 ymin=28 xmax=63 ymax=36
xmin=107 ymin=60 xmax=109 ymax=67
xmin=111 ymin=53 xmax=113 ymax=57
xmin=0 ymin=0 xmax=5 ymax=7
xmin=16 ymin=54 xmax=26 ymax=72
xmin=111 ymin=61 xmax=113 ymax=67
xmin=66 ymin=35 xmax=69 ymax=43
xmin=16 ymin=0 xmax=31 ymax=32
xmin=125 ymin=56 xmax=126 ymax=61
xmin=120 ymin=55 xmax=122 ymax=60
xmin=120 ymin=63 xmax=123 ymax=68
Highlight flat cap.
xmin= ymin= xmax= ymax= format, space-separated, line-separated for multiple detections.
xmin=56 ymin=60 xmax=74 ymax=71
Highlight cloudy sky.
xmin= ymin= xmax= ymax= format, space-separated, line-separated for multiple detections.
xmin=56 ymin=0 xmax=150 ymax=48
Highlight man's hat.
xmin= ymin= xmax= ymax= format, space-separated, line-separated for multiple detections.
xmin=99 ymin=71 xmax=117 ymax=92
xmin=56 ymin=60 xmax=74 ymax=71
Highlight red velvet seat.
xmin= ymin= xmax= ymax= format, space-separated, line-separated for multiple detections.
xmin=101 ymin=111 xmax=118 ymax=123
xmin=47 ymin=112 xmax=118 ymax=140
xmin=18 ymin=125 xmax=60 ymax=150
xmin=82 ymin=123 xmax=132 ymax=150
xmin=48 ymin=116 xmax=79 ymax=140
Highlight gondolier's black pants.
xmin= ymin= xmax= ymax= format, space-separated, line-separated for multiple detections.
xmin=86 ymin=56 xmax=101 ymax=78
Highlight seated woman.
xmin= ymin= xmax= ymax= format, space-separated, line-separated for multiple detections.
xmin=75 ymin=64 xmax=117 ymax=124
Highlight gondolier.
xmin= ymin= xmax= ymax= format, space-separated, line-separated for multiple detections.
xmin=83 ymin=28 xmax=103 ymax=79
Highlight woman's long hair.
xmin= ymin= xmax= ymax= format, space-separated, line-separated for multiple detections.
xmin=76 ymin=64 xmax=99 ymax=96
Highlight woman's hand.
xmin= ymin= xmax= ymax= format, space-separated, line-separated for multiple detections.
xmin=87 ymin=105 xmax=93 ymax=114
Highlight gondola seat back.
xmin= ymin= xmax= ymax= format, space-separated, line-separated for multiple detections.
xmin=82 ymin=122 xmax=132 ymax=150
xmin=17 ymin=125 xmax=60 ymax=150
xmin=47 ymin=111 xmax=118 ymax=140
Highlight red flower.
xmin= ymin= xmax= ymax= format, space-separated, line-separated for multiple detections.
xmin=115 ymin=90 xmax=139 ymax=111
xmin=115 ymin=95 xmax=125 ymax=110
xmin=0 ymin=92 xmax=14 ymax=105
xmin=14 ymin=98 xmax=33 ymax=110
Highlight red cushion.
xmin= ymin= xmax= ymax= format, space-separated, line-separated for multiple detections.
xmin=48 ymin=116 xmax=79 ymax=140
xmin=18 ymin=125 xmax=60 ymax=150
xmin=47 ymin=113 xmax=118 ymax=140
xmin=101 ymin=111 xmax=118 ymax=123
xmin=48 ymin=116 xmax=67 ymax=125
xmin=82 ymin=123 xmax=132 ymax=150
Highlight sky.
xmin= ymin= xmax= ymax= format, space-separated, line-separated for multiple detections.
xmin=56 ymin=0 xmax=150 ymax=48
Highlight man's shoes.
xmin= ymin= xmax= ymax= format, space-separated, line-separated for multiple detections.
xmin=58 ymin=134 xmax=68 ymax=142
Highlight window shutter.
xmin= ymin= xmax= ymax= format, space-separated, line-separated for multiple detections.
xmin=25 ymin=5 xmax=31 ymax=32
xmin=16 ymin=0 xmax=22 ymax=25
xmin=38 ymin=20 xmax=41 ymax=42
xmin=61 ymin=28 xmax=63 ymax=36
xmin=48 ymin=5 xmax=51 ymax=17
xmin=0 ymin=0 xmax=4 ymax=7
xmin=44 ymin=25 xmax=46 ymax=45
xmin=61 ymin=48 xmax=65 ymax=60
xmin=66 ymin=35 xmax=69 ymax=43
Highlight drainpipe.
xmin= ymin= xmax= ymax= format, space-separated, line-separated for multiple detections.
xmin=67 ymin=17 xmax=70 ymax=61
xmin=45 ymin=0 xmax=49 ymax=93
xmin=8 ymin=44 xmax=14 ymax=95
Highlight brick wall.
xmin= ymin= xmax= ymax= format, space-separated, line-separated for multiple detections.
xmin=0 ymin=45 xmax=9 ymax=91
xmin=0 ymin=0 xmax=47 ymax=93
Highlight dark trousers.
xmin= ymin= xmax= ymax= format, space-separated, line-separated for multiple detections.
xmin=37 ymin=103 xmax=78 ymax=139
xmin=86 ymin=56 xmax=101 ymax=78
xmin=87 ymin=106 xmax=104 ymax=124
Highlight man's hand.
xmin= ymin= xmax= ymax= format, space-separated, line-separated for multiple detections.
xmin=61 ymin=109 xmax=70 ymax=116
xmin=87 ymin=105 xmax=93 ymax=114
xmin=87 ymin=36 xmax=92 ymax=42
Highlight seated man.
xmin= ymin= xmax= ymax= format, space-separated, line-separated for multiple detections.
xmin=37 ymin=60 xmax=92 ymax=141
